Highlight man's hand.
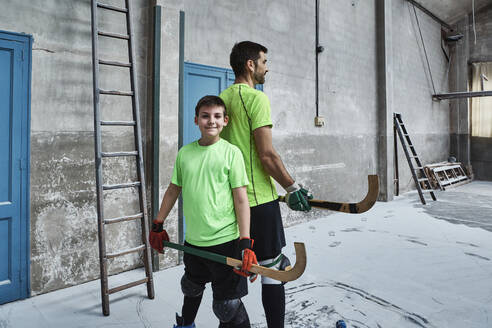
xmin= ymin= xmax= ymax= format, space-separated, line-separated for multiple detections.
xmin=149 ymin=219 xmax=169 ymax=254
xmin=234 ymin=238 xmax=258 ymax=282
xmin=285 ymin=183 xmax=313 ymax=212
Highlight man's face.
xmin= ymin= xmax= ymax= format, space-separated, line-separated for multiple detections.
xmin=253 ymin=51 xmax=268 ymax=85
xmin=194 ymin=105 xmax=228 ymax=139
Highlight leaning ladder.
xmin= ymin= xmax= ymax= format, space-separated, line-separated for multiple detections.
xmin=393 ymin=113 xmax=436 ymax=205
xmin=90 ymin=0 xmax=154 ymax=316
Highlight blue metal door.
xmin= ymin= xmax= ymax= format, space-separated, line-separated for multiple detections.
xmin=183 ymin=63 xmax=228 ymax=146
xmin=182 ymin=62 xmax=262 ymax=146
xmin=0 ymin=31 xmax=31 ymax=304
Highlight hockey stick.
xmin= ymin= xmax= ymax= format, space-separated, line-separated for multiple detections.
xmin=279 ymin=175 xmax=379 ymax=214
xmin=163 ymin=241 xmax=307 ymax=282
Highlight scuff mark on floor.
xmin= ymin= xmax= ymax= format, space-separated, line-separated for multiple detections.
xmin=464 ymin=252 xmax=490 ymax=261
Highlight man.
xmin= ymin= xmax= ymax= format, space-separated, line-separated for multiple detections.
xmin=220 ymin=41 xmax=313 ymax=328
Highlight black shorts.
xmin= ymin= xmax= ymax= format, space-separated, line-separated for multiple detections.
xmin=250 ymin=199 xmax=286 ymax=261
xmin=183 ymin=239 xmax=248 ymax=301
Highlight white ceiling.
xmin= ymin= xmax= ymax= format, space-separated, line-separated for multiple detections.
xmin=414 ymin=0 xmax=492 ymax=25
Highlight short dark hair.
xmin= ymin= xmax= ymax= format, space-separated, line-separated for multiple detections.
xmin=230 ymin=41 xmax=268 ymax=77
xmin=195 ymin=95 xmax=227 ymax=117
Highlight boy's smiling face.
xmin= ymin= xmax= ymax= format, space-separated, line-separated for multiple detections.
xmin=195 ymin=105 xmax=228 ymax=144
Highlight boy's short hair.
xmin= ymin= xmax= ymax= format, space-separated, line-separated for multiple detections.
xmin=230 ymin=41 xmax=268 ymax=77
xmin=195 ymin=95 xmax=227 ymax=117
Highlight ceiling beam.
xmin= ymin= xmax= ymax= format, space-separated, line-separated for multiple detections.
xmin=433 ymin=90 xmax=492 ymax=100
xmin=405 ymin=0 xmax=452 ymax=30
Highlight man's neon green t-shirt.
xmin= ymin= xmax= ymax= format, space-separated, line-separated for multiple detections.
xmin=220 ymin=83 xmax=278 ymax=207
xmin=171 ymin=138 xmax=249 ymax=247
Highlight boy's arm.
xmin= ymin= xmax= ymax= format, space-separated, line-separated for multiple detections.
xmin=155 ymin=183 xmax=182 ymax=223
xmin=232 ymin=185 xmax=258 ymax=281
xmin=149 ymin=183 xmax=181 ymax=253
xmin=232 ymin=186 xmax=250 ymax=239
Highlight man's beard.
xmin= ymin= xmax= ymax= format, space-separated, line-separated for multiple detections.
xmin=253 ymin=71 xmax=265 ymax=84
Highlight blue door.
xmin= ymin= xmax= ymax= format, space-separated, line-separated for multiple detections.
xmin=0 ymin=31 xmax=31 ymax=304
xmin=182 ymin=62 xmax=262 ymax=146
xmin=183 ymin=63 xmax=231 ymax=146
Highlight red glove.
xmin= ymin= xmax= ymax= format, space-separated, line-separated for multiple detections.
xmin=233 ymin=238 xmax=258 ymax=282
xmin=149 ymin=219 xmax=169 ymax=254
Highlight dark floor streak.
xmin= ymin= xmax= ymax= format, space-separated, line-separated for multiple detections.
xmin=332 ymin=282 xmax=433 ymax=328
xmin=464 ymin=252 xmax=490 ymax=261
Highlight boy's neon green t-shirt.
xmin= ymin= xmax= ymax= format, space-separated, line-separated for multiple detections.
xmin=220 ymin=83 xmax=278 ymax=207
xmin=171 ymin=138 xmax=249 ymax=247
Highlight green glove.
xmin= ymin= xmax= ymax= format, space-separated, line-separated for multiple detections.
xmin=285 ymin=183 xmax=313 ymax=212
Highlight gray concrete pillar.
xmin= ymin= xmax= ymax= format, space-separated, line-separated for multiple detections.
xmin=376 ymin=0 xmax=394 ymax=201
xmin=449 ymin=17 xmax=471 ymax=169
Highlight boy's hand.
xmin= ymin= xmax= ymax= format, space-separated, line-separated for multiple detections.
xmin=234 ymin=238 xmax=258 ymax=282
xmin=285 ymin=183 xmax=313 ymax=212
xmin=149 ymin=219 xmax=169 ymax=253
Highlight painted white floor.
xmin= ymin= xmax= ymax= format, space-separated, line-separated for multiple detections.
xmin=1 ymin=182 xmax=492 ymax=328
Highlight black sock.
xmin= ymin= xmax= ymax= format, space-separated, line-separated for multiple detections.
xmin=262 ymin=284 xmax=285 ymax=328
xmin=181 ymin=294 xmax=203 ymax=325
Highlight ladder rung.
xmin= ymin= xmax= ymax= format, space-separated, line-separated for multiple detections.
xmin=443 ymin=177 xmax=467 ymax=184
xmin=100 ymin=120 xmax=136 ymax=126
xmin=410 ymin=155 xmax=419 ymax=158
xmin=417 ymin=178 xmax=428 ymax=182
xmin=99 ymin=89 xmax=134 ymax=96
xmin=97 ymin=2 xmax=128 ymax=13
xmin=98 ymin=31 xmax=130 ymax=40
xmin=421 ymin=189 xmax=434 ymax=193
xmin=108 ymin=278 xmax=148 ymax=295
xmin=103 ymin=181 xmax=141 ymax=190
xmin=105 ymin=213 xmax=144 ymax=225
xmin=415 ymin=166 xmax=424 ymax=170
xmin=101 ymin=151 xmax=138 ymax=158
xmin=99 ymin=59 xmax=132 ymax=68
xmin=106 ymin=245 xmax=146 ymax=259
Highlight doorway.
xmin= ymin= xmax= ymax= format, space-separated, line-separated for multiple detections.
xmin=0 ymin=30 xmax=32 ymax=304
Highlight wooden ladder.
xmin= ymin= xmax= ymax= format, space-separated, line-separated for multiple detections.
xmin=90 ymin=0 xmax=154 ymax=316
xmin=394 ymin=113 xmax=437 ymax=205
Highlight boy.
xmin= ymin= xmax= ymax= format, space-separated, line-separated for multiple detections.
xmin=149 ymin=95 xmax=257 ymax=328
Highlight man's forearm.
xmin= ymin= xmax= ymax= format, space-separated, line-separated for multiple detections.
xmin=259 ymin=150 xmax=295 ymax=190
xmin=253 ymin=126 xmax=295 ymax=190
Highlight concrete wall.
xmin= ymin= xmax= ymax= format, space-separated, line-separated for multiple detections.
xmin=469 ymin=4 xmax=492 ymax=63
xmin=0 ymin=0 xmax=153 ymax=295
xmin=0 ymin=0 xmax=452 ymax=295
xmin=449 ymin=4 xmax=492 ymax=181
xmin=156 ymin=0 xmax=379 ymax=233
xmin=391 ymin=0 xmax=450 ymax=193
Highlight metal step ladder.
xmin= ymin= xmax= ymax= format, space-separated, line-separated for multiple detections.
xmin=393 ymin=113 xmax=436 ymax=205
xmin=428 ymin=164 xmax=470 ymax=190
xmin=90 ymin=0 xmax=154 ymax=316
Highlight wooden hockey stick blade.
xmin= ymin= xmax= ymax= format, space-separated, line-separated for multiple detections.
xmin=279 ymin=174 xmax=379 ymax=214
xmin=227 ymin=242 xmax=306 ymax=282
xmin=163 ymin=241 xmax=307 ymax=282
